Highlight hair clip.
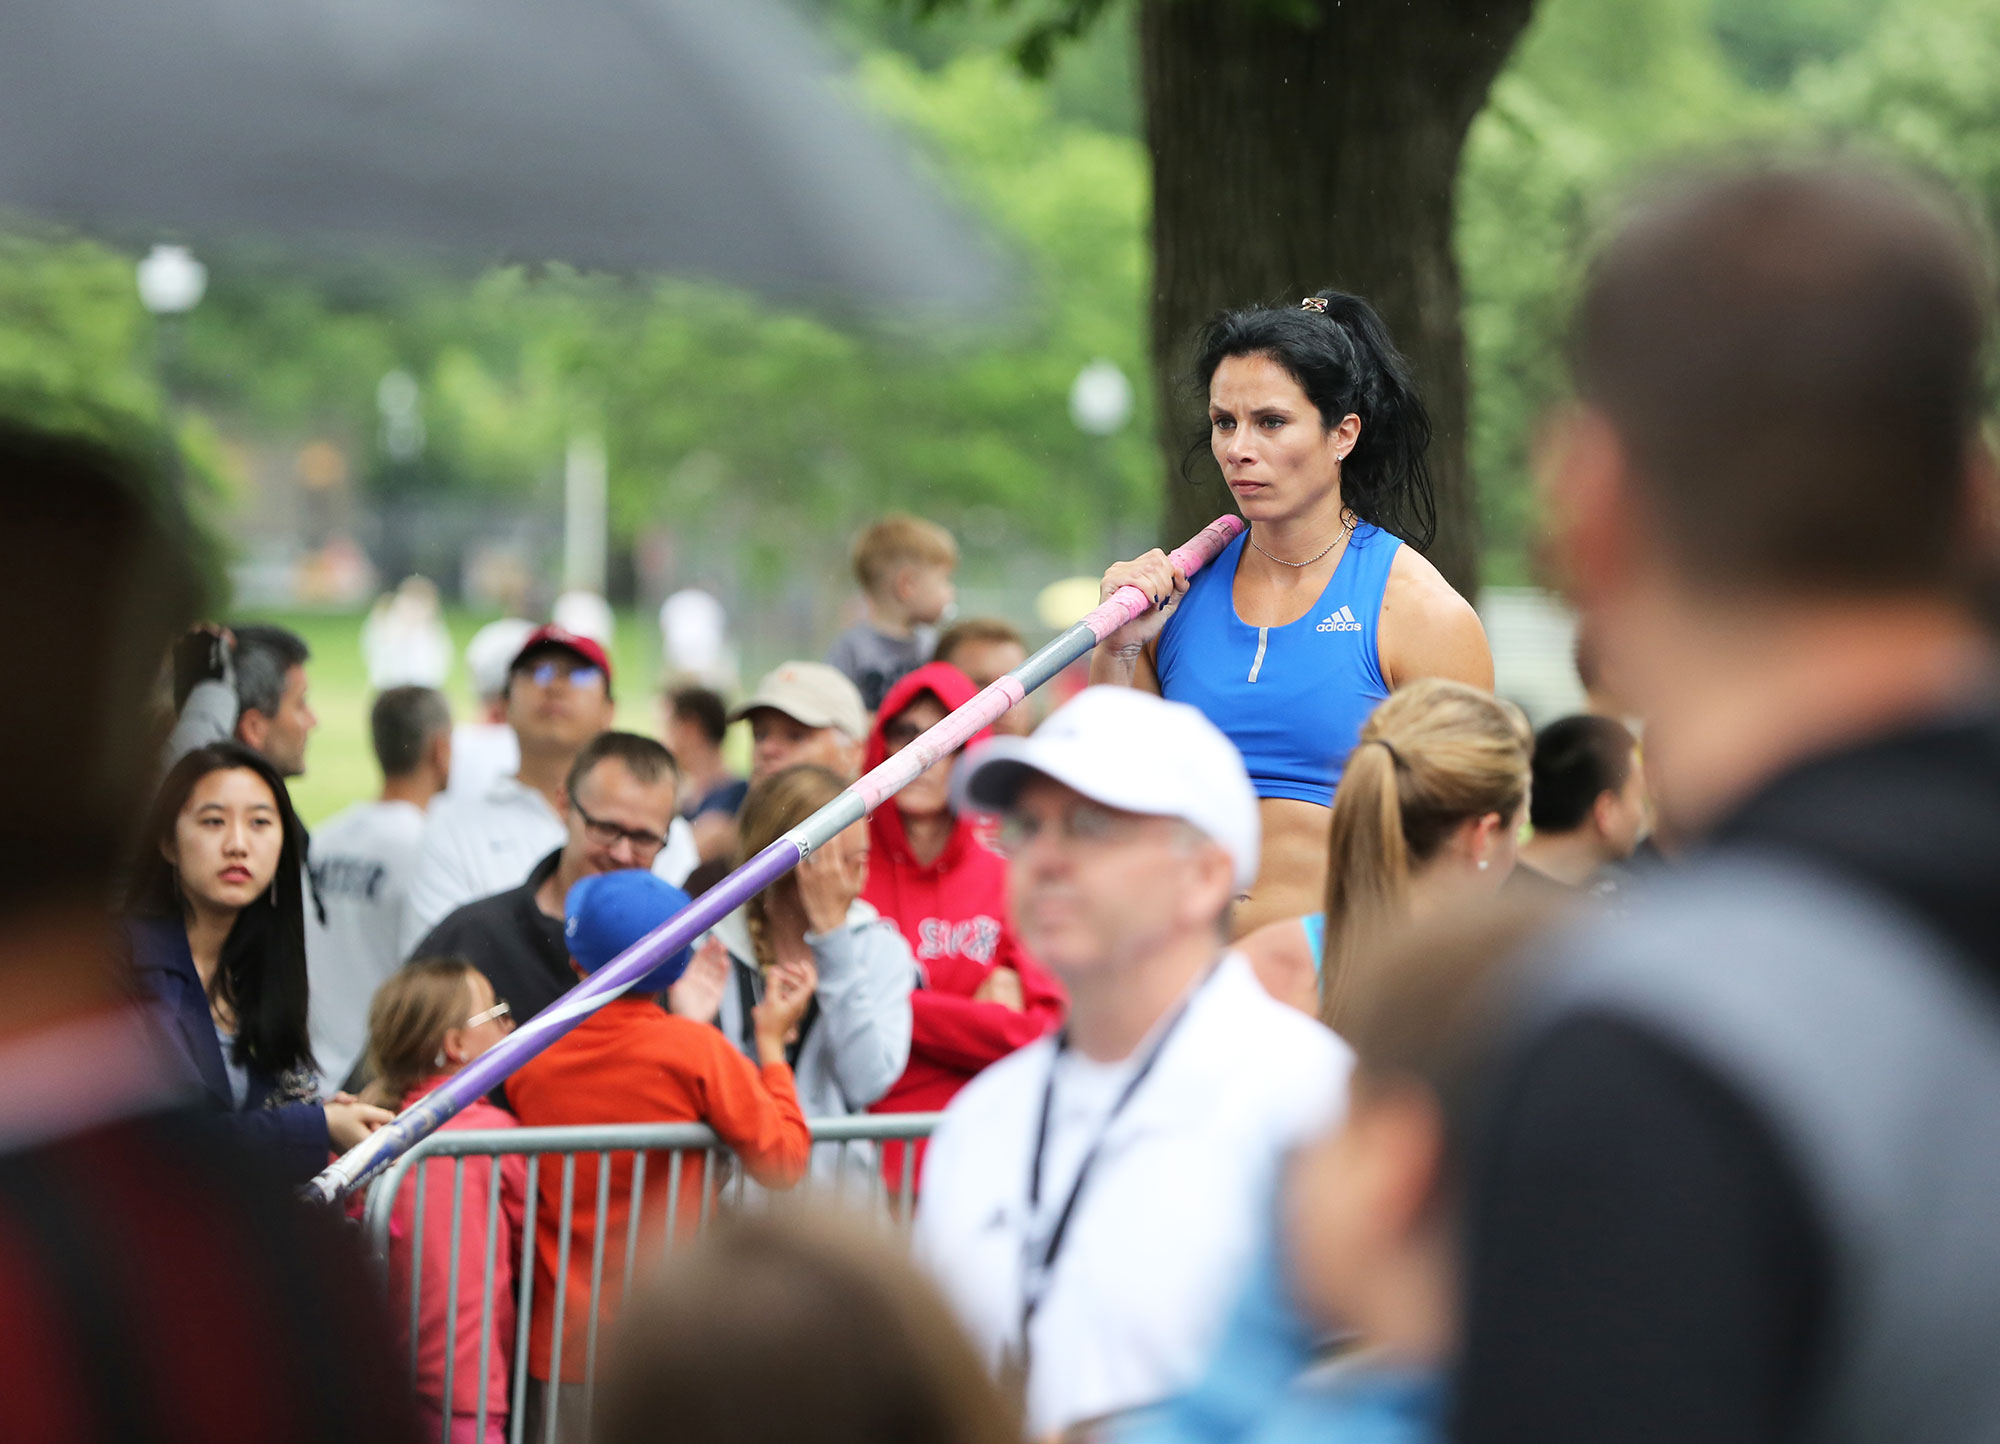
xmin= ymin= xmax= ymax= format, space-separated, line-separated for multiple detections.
xmin=1299 ymin=297 xmax=1328 ymax=313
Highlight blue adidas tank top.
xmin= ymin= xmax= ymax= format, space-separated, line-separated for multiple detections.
xmin=1156 ymin=523 xmax=1399 ymax=807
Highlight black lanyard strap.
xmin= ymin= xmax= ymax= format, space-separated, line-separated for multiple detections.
xmin=1019 ymin=963 xmax=1219 ymax=1341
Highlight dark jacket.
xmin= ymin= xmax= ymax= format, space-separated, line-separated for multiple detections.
xmin=1459 ymin=709 xmax=2000 ymax=1444
xmin=126 ymin=917 xmax=329 ymax=1184
xmin=408 ymin=850 xmax=572 ymax=1024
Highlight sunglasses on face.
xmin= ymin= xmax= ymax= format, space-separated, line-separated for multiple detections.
xmin=521 ymin=660 xmax=604 ymax=690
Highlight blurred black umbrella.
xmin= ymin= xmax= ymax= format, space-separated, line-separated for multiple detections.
xmin=0 ymin=0 xmax=1005 ymax=313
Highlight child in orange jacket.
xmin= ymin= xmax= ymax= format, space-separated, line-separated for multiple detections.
xmin=506 ymin=870 xmax=815 ymax=1417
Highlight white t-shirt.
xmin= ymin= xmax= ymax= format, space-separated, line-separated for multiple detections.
xmin=401 ymin=776 xmax=698 ymax=954
xmin=913 ymin=953 xmax=1352 ymax=1439
xmin=307 ymin=799 xmax=428 ymax=1088
xmin=446 ymin=721 xmax=519 ymax=802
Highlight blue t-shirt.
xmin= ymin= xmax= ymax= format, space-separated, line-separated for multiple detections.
xmin=1157 ymin=525 xmax=1399 ymax=807
xmin=1121 ymin=1226 xmax=1442 ymax=1444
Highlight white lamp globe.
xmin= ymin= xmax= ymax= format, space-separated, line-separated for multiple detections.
xmin=136 ymin=244 xmax=208 ymax=315
xmin=1068 ymin=358 xmax=1134 ymax=437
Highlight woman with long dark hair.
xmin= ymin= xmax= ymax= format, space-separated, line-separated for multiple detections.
xmin=1091 ymin=290 xmax=1493 ymax=936
xmin=126 ymin=742 xmax=391 ymax=1181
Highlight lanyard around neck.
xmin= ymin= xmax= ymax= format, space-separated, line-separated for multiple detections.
xmin=1018 ymin=963 xmax=1220 ymax=1342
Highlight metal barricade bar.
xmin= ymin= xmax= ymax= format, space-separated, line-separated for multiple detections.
xmin=359 ymin=1114 xmax=941 ymax=1442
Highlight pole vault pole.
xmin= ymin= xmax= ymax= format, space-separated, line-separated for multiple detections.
xmin=308 ymin=513 xmax=1246 ymax=1204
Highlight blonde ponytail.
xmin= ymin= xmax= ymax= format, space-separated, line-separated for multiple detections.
xmin=1319 ymin=679 xmax=1532 ymax=1028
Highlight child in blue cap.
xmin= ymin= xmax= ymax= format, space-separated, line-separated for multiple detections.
xmin=506 ymin=868 xmax=816 ymax=1431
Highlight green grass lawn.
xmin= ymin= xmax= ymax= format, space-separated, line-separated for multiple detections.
xmin=269 ymin=608 xmax=668 ymax=826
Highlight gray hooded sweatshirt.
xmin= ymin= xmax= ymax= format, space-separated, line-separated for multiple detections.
xmin=713 ymin=900 xmax=916 ymax=1186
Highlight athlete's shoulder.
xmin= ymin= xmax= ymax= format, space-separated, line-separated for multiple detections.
xmin=1379 ymin=546 xmax=1491 ymax=689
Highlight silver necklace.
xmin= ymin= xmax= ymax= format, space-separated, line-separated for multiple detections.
xmin=1247 ymin=512 xmax=1356 ymax=569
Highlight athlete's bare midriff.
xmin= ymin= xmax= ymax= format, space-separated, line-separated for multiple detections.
xmin=1229 ymin=796 xmax=1329 ymax=939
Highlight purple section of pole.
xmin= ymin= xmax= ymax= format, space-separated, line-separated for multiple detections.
xmin=307 ymin=512 xmax=1246 ymax=1204
xmin=306 ymin=837 xmax=800 ymax=1202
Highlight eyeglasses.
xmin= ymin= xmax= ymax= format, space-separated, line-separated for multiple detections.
xmin=571 ymin=796 xmax=668 ymax=858
xmin=465 ymin=999 xmax=512 ymax=1029
xmin=994 ymin=798 xmax=1144 ymax=856
xmin=522 ymin=660 xmax=604 ymax=690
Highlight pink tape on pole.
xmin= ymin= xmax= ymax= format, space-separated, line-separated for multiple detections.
xmin=1085 ymin=514 xmax=1246 ymax=642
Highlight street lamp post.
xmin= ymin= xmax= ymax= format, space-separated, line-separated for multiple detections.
xmin=136 ymin=242 xmax=208 ymax=437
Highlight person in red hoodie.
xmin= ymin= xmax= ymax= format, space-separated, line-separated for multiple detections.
xmin=864 ymin=661 xmax=1066 ymax=1191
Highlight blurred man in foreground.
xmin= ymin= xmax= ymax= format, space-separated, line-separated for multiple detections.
xmin=1457 ymin=160 xmax=2000 ymax=1443
xmin=915 ymin=687 xmax=1348 ymax=1438
xmin=0 ymin=423 xmax=416 ymax=1441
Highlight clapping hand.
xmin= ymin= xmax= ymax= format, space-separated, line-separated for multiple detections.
xmin=668 ymin=935 xmax=730 ymax=1024
xmin=751 ymin=959 xmax=818 ymax=1064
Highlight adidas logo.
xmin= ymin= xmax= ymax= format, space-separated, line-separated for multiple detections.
xmin=1316 ymin=605 xmax=1363 ymax=633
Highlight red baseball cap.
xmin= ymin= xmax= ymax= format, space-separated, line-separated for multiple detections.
xmin=510 ymin=624 xmax=613 ymax=696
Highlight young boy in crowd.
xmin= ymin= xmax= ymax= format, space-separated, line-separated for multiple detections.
xmin=506 ymin=870 xmax=816 ymax=1442
xmin=1130 ymin=898 xmax=1555 ymax=1444
xmin=826 ymin=513 xmax=958 ymax=712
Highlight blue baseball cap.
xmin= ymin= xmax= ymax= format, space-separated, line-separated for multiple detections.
xmin=564 ymin=870 xmax=695 ymax=993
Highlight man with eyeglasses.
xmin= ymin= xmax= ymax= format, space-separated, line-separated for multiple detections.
xmin=407 ymin=732 xmax=691 ymax=1025
xmin=403 ymin=626 xmax=697 ymax=950
xmin=913 ymin=686 xmax=1351 ymax=1440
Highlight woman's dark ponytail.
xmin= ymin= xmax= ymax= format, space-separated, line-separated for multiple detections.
xmin=1188 ymin=288 xmax=1437 ymax=551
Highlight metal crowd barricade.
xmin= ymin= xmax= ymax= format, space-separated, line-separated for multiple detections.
xmin=359 ymin=1114 xmax=941 ymax=1444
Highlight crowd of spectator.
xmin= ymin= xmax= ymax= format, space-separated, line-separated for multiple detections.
xmin=2 ymin=150 xmax=1996 ymax=1444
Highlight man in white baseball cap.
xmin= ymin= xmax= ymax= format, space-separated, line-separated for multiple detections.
xmin=730 ymin=661 xmax=869 ymax=783
xmin=913 ymin=685 xmax=1351 ymax=1439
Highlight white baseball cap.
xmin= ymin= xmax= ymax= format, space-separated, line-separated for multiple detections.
xmin=730 ymin=662 xmax=869 ymax=741
xmin=953 ymin=685 xmax=1261 ymax=890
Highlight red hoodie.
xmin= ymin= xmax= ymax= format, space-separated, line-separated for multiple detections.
xmin=864 ymin=663 xmax=1066 ymax=1187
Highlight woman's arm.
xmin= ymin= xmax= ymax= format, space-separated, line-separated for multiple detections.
xmin=1088 ymin=550 xmax=1184 ymax=692
xmin=230 ymin=1102 xmax=331 ymax=1184
xmin=696 ymin=1033 xmax=812 ymax=1189
xmin=808 ymin=919 xmax=916 ymax=1109
xmin=908 ymin=941 xmax=1066 ymax=1074
xmin=1236 ymin=916 xmax=1319 ymax=1015
xmin=1377 ymin=546 xmax=1494 ymax=690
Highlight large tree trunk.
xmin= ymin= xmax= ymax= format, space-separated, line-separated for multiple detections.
xmin=1141 ymin=0 xmax=1534 ymax=596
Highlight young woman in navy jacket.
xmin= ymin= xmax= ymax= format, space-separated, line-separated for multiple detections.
xmin=126 ymin=742 xmax=389 ymax=1181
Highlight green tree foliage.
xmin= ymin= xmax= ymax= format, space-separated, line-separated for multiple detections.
xmin=0 ymin=46 xmax=1155 ymax=594
xmin=1460 ymin=0 xmax=2000 ymax=583
xmin=1713 ymin=0 xmax=1890 ymax=90
xmin=573 ymin=49 xmax=1157 ymax=584
xmin=4 ymin=0 xmax=1994 ymax=598
xmin=1458 ymin=0 xmax=1762 ymax=583
xmin=0 ymin=233 xmax=159 ymax=435
xmin=1796 ymin=0 xmax=2000 ymax=226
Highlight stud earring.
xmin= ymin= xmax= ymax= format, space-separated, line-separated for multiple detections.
xmin=1477 ymin=859 xmax=1490 ymax=871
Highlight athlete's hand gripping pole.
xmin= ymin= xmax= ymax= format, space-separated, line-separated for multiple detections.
xmin=307 ymin=514 xmax=1247 ymax=1204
